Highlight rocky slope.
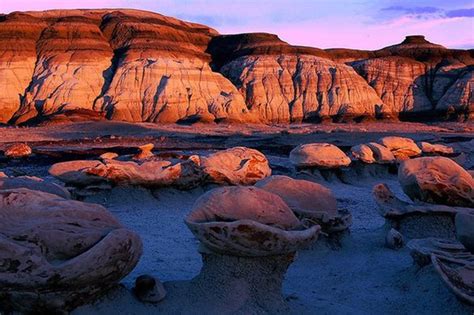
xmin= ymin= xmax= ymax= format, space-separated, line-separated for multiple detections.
xmin=209 ymin=34 xmax=383 ymax=122
xmin=0 ymin=10 xmax=472 ymax=124
xmin=1 ymin=9 xmax=255 ymax=125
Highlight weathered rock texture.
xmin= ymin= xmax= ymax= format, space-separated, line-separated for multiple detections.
xmin=0 ymin=9 xmax=472 ymax=124
xmin=185 ymin=186 xmax=320 ymax=256
xmin=373 ymin=183 xmax=472 ymax=239
xmin=0 ymin=188 xmax=142 ymax=313
xmin=349 ymin=36 xmax=473 ymax=120
xmin=0 ymin=9 xmax=253 ymax=124
xmin=0 ymin=13 xmax=46 ymax=123
xmin=255 ymin=175 xmax=352 ymax=233
xmin=398 ymin=157 xmax=474 ymax=207
xmin=201 ymin=147 xmax=271 ymax=185
xmin=219 ymin=53 xmax=383 ymax=122
xmin=290 ymin=143 xmax=351 ymax=169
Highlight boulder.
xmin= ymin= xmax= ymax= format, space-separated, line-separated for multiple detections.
xmin=185 ymin=186 xmax=320 ymax=256
xmin=86 ymin=158 xmax=205 ymax=189
xmin=201 ymin=147 xmax=271 ymax=185
xmin=350 ymin=144 xmax=375 ymax=163
xmin=0 ymin=175 xmax=70 ymax=199
xmin=255 ymin=175 xmax=351 ymax=233
xmin=3 ymin=143 xmax=32 ymax=158
xmin=378 ymin=136 xmax=421 ymax=160
xmin=49 ymin=160 xmax=107 ymax=186
xmin=398 ymin=157 xmax=474 ymax=207
xmin=290 ymin=143 xmax=351 ymax=169
xmin=420 ymin=142 xmax=454 ymax=155
xmin=0 ymin=188 xmax=142 ymax=313
xmin=366 ymin=142 xmax=396 ymax=164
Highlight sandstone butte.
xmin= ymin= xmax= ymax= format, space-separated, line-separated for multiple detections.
xmin=0 ymin=9 xmax=472 ymax=125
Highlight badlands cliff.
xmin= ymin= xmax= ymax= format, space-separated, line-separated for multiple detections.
xmin=0 ymin=9 xmax=472 ymax=125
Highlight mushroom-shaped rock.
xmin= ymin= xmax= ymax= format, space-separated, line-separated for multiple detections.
xmin=201 ymin=147 xmax=271 ymax=185
xmin=366 ymin=142 xmax=396 ymax=164
xmin=455 ymin=211 xmax=474 ymax=253
xmin=350 ymin=144 xmax=375 ymax=164
xmin=398 ymin=157 xmax=474 ymax=207
xmin=0 ymin=188 xmax=142 ymax=313
xmin=378 ymin=136 xmax=421 ymax=160
xmin=182 ymin=186 xmax=320 ymax=313
xmin=255 ymin=175 xmax=351 ymax=233
xmin=185 ymin=186 xmax=320 ymax=256
xmin=431 ymin=254 xmax=474 ymax=305
xmin=290 ymin=143 xmax=351 ymax=169
xmin=3 ymin=143 xmax=32 ymax=159
xmin=99 ymin=152 xmax=119 ymax=160
xmin=133 ymin=143 xmax=155 ymax=160
xmin=0 ymin=175 xmax=70 ymax=199
xmin=420 ymin=142 xmax=454 ymax=155
xmin=373 ymin=183 xmax=472 ymax=239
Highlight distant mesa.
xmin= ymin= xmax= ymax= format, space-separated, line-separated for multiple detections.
xmin=0 ymin=9 xmax=472 ymax=125
xmin=400 ymin=35 xmax=444 ymax=47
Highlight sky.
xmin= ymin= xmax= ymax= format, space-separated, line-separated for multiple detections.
xmin=0 ymin=0 xmax=472 ymax=50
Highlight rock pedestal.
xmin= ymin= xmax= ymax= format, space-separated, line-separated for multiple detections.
xmin=165 ymin=249 xmax=295 ymax=314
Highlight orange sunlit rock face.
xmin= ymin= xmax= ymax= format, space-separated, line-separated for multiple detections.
xmin=0 ymin=10 xmax=471 ymax=125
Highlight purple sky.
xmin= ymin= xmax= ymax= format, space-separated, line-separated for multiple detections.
xmin=1 ymin=0 xmax=472 ymax=49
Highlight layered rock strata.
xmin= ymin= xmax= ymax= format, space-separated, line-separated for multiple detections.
xmin=0 ymin=10 xmax=472 ymax=124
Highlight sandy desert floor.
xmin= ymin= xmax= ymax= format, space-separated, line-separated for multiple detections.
xmin=1 ymin=121 xmax=473 ymax=314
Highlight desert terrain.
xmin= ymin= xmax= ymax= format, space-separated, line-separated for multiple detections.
xmin=0 ymin=7 xmax=473 ymax=315
xmin=0 ymin=121 xmax=473 ymax=314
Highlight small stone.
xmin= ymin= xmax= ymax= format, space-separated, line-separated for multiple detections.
xmin=99 ymin=152 xmax=119 ymax=160
xmin=133 ymin=143 xmax=154 ymax=160
xmin=134 ymin=275 xmax=167 ymax=303
xmin=4 ymin=143 xmax=32 ymax=159
xmin=366 ymin=142 xmax=395 ymax=164
xmin=385 ymin=228 xmax=404 ymax=250
xmin=350 ymin=144 xmax=375 ymax=163
xmin=420 ymin=142 xmax=454 ymax=155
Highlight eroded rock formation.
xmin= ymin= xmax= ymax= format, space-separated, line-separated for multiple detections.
xmin=0 ymin=188 xmax=142 ymax=313
xmin=0 ymin=10 xmax=472 ymax=124
xmin=398 ymin=157 xmax=474 ymax=207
